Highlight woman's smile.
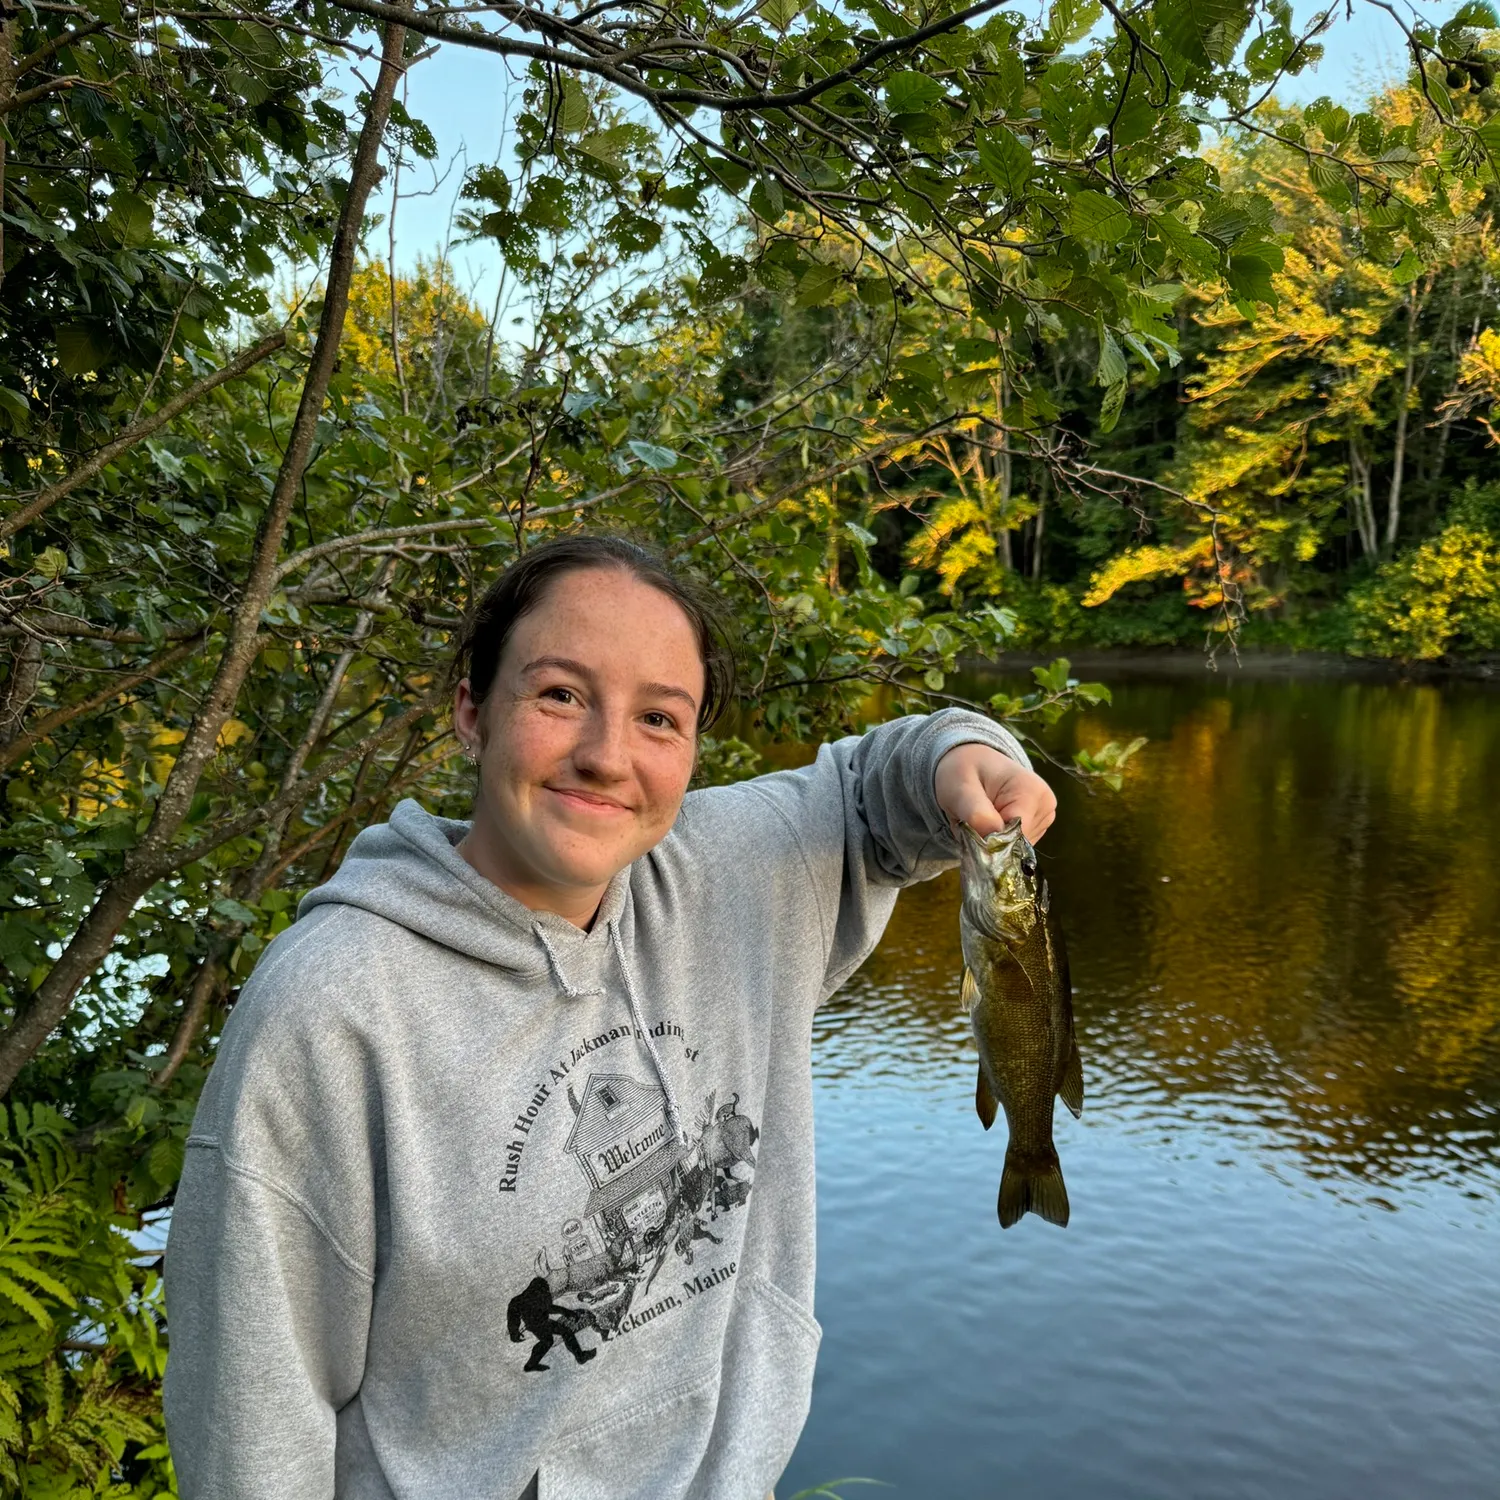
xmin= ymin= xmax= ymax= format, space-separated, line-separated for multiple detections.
xmin=546 ymin=785 xmax=632 ymax=814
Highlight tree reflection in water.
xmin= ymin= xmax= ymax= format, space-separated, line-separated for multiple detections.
xmin=818 ymin=672 xmax=1500 ymax=1196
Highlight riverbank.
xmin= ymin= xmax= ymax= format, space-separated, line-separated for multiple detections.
xmin=978 ymin=646 xmax=1500 ymax=683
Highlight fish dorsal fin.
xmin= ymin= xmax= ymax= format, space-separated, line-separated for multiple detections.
xmin=1057 ymin=1033 xmax=1084 ymax=1118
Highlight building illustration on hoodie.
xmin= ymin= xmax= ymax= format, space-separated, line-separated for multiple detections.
xmin=505 ymin=1074 xmax=760 ymax=1372
xmin=163 ymin=708 xmax=1028 ymax=1500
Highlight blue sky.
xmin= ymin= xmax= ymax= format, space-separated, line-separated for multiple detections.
xmin=363 ymin=2 xmax=1426 ymax=296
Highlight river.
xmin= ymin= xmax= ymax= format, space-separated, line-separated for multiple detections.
xmin=780 ymin=663 xmax=1500 ymax=1500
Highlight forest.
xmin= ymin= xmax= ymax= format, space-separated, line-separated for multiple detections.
xmin=1 ymin=0 xmax=1499 ymax=1487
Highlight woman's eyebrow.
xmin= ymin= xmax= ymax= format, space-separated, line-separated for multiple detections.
xmin=520 ymin=655 xmax=592 ymax=679
xmin=640 ymin=680 xmax=699 ymax=710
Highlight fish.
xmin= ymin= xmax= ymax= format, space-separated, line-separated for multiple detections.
xmin=958 ymin=817 xmax=1082 ymax=1228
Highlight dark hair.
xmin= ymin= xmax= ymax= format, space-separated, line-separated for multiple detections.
xmin=451 ymin=534 xmax=738 ymax=731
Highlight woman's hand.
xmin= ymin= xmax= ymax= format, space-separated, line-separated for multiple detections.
xmin=934 ymin=742 xmax=1057 ymax=844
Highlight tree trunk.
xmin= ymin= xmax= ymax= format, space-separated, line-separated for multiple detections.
xmin=0 ymin=14 xmax=411 ymax=1098
xmin=0 ymin=638 xmax=42 ymax=746
xmin=1031 ymin=469 xmax=1047 ymax=580
xmin=1385 ymin=288 xmax=1419 ymax=553
xmin=1348 ymin=440 xmax=1377 ymax=558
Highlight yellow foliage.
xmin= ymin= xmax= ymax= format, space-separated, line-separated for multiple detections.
xmin=1350 ymin=524 xmax=1500 ymax=659
xmin=338 ymin=258 xmax=490 ymax=394
xmin=1082 ymin=541 xmax=1207 ymax=606
xmin=1453 ymin=327 xmax=1500 ymax=443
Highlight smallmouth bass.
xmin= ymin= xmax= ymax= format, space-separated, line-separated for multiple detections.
xmin=958 ymin=818 xmax=1082 ymax=1228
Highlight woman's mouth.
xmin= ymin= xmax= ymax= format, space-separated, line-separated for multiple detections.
xmin=547 ymin=786 xmax=631 ymax=814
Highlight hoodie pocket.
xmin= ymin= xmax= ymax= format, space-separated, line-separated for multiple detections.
xmin=539 ymin=1362 xmax=718 ymax=1500
xmin=685 ymin=1276 xmax=822 ymax=1499
xmin=539 ymin=1277 xmax=821 ymax=1500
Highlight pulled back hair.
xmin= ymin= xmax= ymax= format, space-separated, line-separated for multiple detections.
xmin=450 ymin=534 xmax=738 ymax=732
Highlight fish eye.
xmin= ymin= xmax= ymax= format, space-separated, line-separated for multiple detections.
xmin=1021 ymin=857 xmax=1037 ymax=879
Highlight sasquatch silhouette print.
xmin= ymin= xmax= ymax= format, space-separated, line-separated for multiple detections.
xmin=506 ymin=1276 xmax=599 ymax=1373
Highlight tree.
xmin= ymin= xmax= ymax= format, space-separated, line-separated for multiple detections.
xmin=1079 ymin=85 xmax=1500 ymax=632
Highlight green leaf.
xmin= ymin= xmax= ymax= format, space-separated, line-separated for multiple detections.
xmin=1228 ymin=251 xmax=1278 ymax=304
xmin=1098 ymin=378 xmax=1127 ymax=433
xmin=1153 ymin=213 xmax=1220 ymax=279
xmin=976 ymin=128 xmax=1035 ymax=198
xmin=211 ymin=898 xmax=259 ymax=926
xmin=1047 ymin=0 xmax=1104 ymax=42
xmin=1069 ymin=190 xmax=1131 ymax=244
xmin=1097 ymin=326 xmax=1128 ymax=386
xmin=0 ymin=386 xmax=29 ymax=432
xmin=696 ymin=253 xmax=748 ymax=304
xmin=1157 ymin=0 xmax=1253 ymax=67
xmin=759 ymin=0 xmax=805 ymax=29
xmin=1450 ymin=0 xmax=1496 ymax=25
xmin=884 ymin=71 xmax=944 ymax=113
xmin=796 ymin=263 xmax=844 ymax=308
xmin=1389 ymin=248 xmax=1424 ymax=285
xmin=33 ymin=547 xmax=69 ymax=581
xmin=106 ymin=189 xmax=154 ymax=247
xmin=0 ymin=1272 xmax=51 ymax=1328
xmin=56 ymin=325 xmax=111 ymax=377
xmin=749 ymin=177 xmax=785 ymax=222
xmin=147 ymin=1135 xmax=186 ymax=1188
xmin=627 ymin=439 xmax=678 ymax=470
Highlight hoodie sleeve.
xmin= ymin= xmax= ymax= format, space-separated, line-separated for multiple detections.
xmin=736 ymin=707 xmax=1031 ymax=996
xmin=164 ymin=918 xmax=379 ymax=1500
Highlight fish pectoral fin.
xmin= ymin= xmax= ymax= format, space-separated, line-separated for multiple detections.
xmin=1057 ymin=1034 xmax=1084 ymax=1119
xmin=998 ymin=1147 xmax=1070 ymax=1229
xmin=959 ymin=967 xmax=979 ymax=1017
xmin=975 ymin=1065 xmax=999 ymax=1131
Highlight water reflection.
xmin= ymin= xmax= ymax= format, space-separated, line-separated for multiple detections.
xmin=820 ymin=673 xmax=1500 ymax=1196
xmin=788 ymin=669 xmax=1500 ymax=1499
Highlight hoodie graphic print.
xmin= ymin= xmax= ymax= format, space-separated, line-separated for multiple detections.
xmin=163 ymin=710 xmax=1028 ymax=1500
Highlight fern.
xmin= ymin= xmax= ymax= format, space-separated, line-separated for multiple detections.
xmin=0 ymin=1104 xmax=173 ymax=1497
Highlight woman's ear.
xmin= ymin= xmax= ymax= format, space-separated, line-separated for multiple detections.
xmin=453 ymin=677 xmax=481 ymax=756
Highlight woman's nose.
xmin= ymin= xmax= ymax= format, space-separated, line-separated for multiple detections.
xmin=571 ymin=709 xmax=631 ymax=780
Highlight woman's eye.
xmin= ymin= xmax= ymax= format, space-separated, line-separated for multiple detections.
xmin=543 ymin=687 xmax=576 ymax=705
xmin=642 ymin=711 xmax=675 ymax=731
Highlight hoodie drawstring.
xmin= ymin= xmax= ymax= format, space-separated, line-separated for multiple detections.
xmin=531 ymin=918 xmax=686 ymax=1146
xmin=609 ymin=920 xmax=687 ymax=1146
xmin=532 ymin=923 xmax=605 ymax=999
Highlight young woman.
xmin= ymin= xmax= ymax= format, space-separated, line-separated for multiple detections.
xmin=163 ymin=534 xmax=1056 ymax=1500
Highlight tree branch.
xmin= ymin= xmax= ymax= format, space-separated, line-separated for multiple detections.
xmin=0 ymin=632 xmax=206 ymax=773
xmin=0 ymin=332 xmax=288 ymax=544
xmin=0 ymin=12 xmax=412 ymax=1098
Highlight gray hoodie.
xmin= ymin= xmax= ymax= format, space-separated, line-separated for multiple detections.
xmin=164 ymin=709 xmax=1028 ymax=1500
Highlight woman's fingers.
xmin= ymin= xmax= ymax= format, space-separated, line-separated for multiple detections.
xmin=936 ymin=744 xmax=1058 ymax=843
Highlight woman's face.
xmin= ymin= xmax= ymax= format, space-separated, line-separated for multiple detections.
xmin=453 ymin=566 xmax=706 ymax=924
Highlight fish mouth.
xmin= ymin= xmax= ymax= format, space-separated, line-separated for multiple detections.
xmin=957 ymin=817 xmax=1025 ymax=858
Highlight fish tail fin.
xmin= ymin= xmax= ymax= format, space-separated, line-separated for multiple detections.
xmin=975 ymin=1064 xmax=998 ymax=1130
xmin=1058 ymin=1034 xmax=1084 ymax=1119
xmin=998 ymin=1147 xmax=1070 ymax=1229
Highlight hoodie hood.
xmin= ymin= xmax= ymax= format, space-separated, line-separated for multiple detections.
xmin=296 ymin=798 xmax=682 ymax=1140
xmin=298 ymin=798 xmax=632 ymax=975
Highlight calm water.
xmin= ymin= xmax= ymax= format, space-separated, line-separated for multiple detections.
xmin=781 ymin=667 xmax=1500 ymax=1500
